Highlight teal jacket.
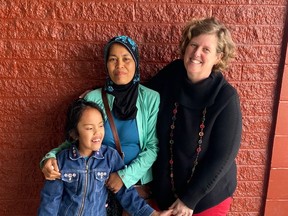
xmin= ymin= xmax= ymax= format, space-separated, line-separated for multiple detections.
xmin=40 ymin=84 xmax=160 ymax=189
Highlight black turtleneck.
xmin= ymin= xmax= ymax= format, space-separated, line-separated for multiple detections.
xmin=147 ymin=59 xmax=242 ymax=213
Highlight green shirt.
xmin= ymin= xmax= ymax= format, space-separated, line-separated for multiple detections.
xmin=40 ymin=84 xmax=160 ymax=188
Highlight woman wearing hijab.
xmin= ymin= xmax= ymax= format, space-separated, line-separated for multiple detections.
xmin=40 ymin=36 xmax=160 ymax=215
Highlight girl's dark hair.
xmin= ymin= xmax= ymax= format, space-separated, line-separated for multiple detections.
xmin=65 ymin=98 xmax=104 ymax=142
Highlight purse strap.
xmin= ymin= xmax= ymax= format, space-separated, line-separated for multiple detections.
xmin=101 ymin=88 xmax=124 ymax=159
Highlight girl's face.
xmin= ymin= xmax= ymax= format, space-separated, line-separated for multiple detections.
xmin=183 ymin=33 xmax=222 ymax=83
xmin=77 ymin=107 xmax=104 ymax=156
xmin=107 ymin=43 xmax=136 ymax=85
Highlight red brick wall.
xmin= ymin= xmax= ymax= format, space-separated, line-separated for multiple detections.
xmin=0 ymin=0 xmax=287 ymax=215
xmin=264 ymin=16 xmax=288 ymax=216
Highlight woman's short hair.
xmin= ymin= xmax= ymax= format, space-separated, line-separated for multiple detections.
xmin=179 ymin=17 xmax=236 ymax=71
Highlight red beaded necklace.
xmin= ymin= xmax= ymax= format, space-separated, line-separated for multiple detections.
xmin=169 ymin=102 xmax=207 ymax=197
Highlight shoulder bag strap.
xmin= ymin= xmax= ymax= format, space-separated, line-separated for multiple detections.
xmin=101 ymin=88 xmax=124 ymax=159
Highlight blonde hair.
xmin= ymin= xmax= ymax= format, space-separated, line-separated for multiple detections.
xmin=179 ymin=17 xmax=236 ymax=71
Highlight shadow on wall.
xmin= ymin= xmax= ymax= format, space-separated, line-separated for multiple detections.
xmin=0 ymin=43 xmax=106 ymax=215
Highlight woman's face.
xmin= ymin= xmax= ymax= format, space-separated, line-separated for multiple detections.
xmin=183 ymin=33 xmax=222 ymax=83
xmin=77 ymin=107 xmax=104 ymax=156
xmin=107 ymin=43 xmax=136 ymax=85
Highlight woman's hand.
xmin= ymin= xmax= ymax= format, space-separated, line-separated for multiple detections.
xmin=105 ymin=172 xmax=123 ymax=193
xmin=42 ymin=158 xmax=61 ymax=180
xmin=169 ymin=198 xmax=194 ymax=216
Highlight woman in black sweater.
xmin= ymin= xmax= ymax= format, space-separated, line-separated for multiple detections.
xmin=147 ymin=17 xmax=242 ymax=216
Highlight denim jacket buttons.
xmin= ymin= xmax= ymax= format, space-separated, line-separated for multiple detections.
xmin=97 ymin=171 xmax=107 ymax=180
xmin=63 ymin=172 xmax=78 ymax=182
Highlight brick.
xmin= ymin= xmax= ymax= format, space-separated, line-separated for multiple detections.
xmin=280 ymin=66 xmax=288 ymax=100
xmin=238 ymin=83 xmax=276 ymax=100
xmin=54 ymin=1 xmax=83 ymax=20
xmin=57 ymin=60 xmax=105 ymax=80
xmin=140 ymin=62 xmax=168 ymax=81
xmin=56 ymin=42 xmax=101 ymax=61
xmin=0 ymin=150 xmax=25 ymax=181
xmin=242 ymin=64 xmax=278 ymax=81
xmin=0 ymin=199 xmax=40 ymax=215
xmin=0 ymin=40 xmax=14 ymax=58
xmin=15 ymin=60 xmax=59 ymax=79
xmin=141 ymin=44 xmax=178 ymax=62
xmin=230 ymin=197 xmax=262 ymax=212
xmin=0 ymin=0 xmax=27 ymax=19
xmin=128 ymin=24 xmax=174 ymax=44
xmin=0 ymin=98 xmax=63 ymax=116
xmin=228 ymin=212 xmax=260 ymax=216
xmin=92 ymin=23 xmax=128 ymax=42
xmin=212 ymin=5 xmax=286 ymax=25
xmin=236 ymin=45 xmax=281 ymax=64
xmin=237 ymin=149 xmax=267 ymax=165
xmin=240 ymin=132 xmax=270 ymax=149
xmin=0 ymin=79 xmax=59 ymax=97
xmin=266 ymin=169 xmax=288 ymax=199
xmin=242 ymin=116 xmax=273 ymax=133
xmin=82 ymin=2 xmax=134 ymax=22
xmin=271 ymin=136 xmax=288 ymax=168
xmin=222 ymin=64 xmax=242 ymax=81
xmin=138 ymin=0 xmax=177 ymax=2
xmin=0 ymin=60 xmax=16 ymax=78
xmin=264 ymin=200 xmax=288 ymax=216
xmin=26 ymin=0 xmax=55 ymax=19
xmin=11 ymin=40 xmax=57 ymax=60
xmin=56 ymin=80 xmax=101 ymax=98
xmin=275 ymin=102 xmax=288 ymax=135
xmin=240 ymin=99 xmax=274 ymax=116
xmin=135 ymin=3 xmax=211 ymax=23
xmin=56 ymin=22 xmax=97 ymax=42
xmin=0 ymin=132 xmax=62 ymax=151
xmin=14 ymin=20 xmax=60 ymax=40
xmin=237 ymin=166 xmax=266 ymax=181
xmin=250 ymin=0 xmax=288 ymax=5
xmin=234 ymin=181 xmax=264 ymax=197
xmin=0 ymin=21 xmax=6 ymax=39
xmin=0 ymin=114 xmax=61 ymax=133
xmin=230 ymin=25 xmax=283 ymax=45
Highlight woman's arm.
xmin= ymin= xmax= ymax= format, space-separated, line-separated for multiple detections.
xmin=40 ymin=141 xmax=71 ymax=180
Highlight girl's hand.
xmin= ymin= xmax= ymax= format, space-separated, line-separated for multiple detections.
xmin=42 ymin=158 xmax=61 ymax=180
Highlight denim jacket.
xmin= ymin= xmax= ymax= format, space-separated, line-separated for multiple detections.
xmin=40 ymin=84 xmax=160 ymax=189
xmin=38 ymin=144 xmax=154 ymax=216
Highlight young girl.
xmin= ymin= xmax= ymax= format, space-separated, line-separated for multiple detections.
xmin=38 ymin=99 xmax=169 ymax=216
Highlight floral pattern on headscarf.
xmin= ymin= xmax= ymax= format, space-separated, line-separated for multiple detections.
xmin=104 ymin=35 xmax=140 ymax=93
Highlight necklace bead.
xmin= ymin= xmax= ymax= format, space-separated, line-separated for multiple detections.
xmin=169 ymin=103 xmax=207 ymax=197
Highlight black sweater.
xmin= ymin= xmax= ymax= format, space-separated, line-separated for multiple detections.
xmin=146 ymin=59 xmax=242 ymax=213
